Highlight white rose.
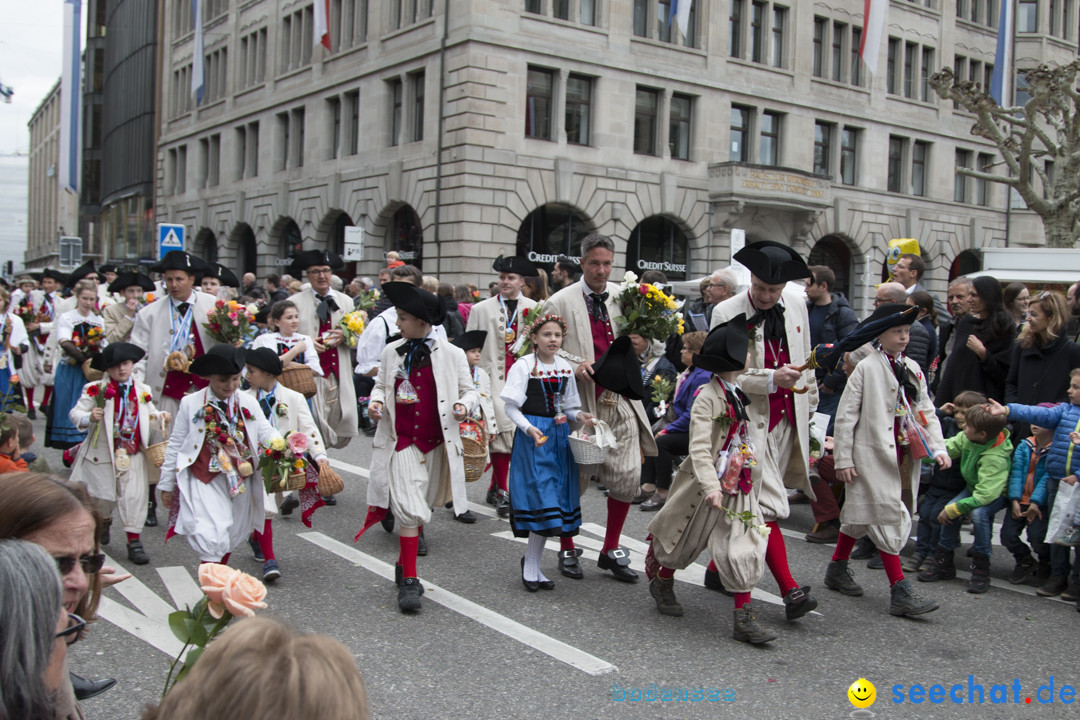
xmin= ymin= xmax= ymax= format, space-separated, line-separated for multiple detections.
xmin=245 ymin=303 xmax=260 ymax=315
xmin=757 ymin=524 xmax=772 ymax=538
xmin=623 ymin=270 xmax=638 ymax=284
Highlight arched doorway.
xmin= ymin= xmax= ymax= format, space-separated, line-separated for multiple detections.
xmin=626 ymin=216 xmax=689 ymax=281
xmin=516 ymin=203 xmax=591 ymax=271
xmin=327 ymin=211 xmax=356 ymax=283
xmin=270 ymin=217 xmax=303 ymax=270
xmin=390 ymin=205 xmax=423 ymax=270
xmin=808 ymin=235 xmax=853 ymax=299
xmin=194 ymin=228 xmax=217 ymax=264
xmin=949 ymin=249 xmax=981 ymax=281
xmin=230 ymin=223 xmax=258 ymax=276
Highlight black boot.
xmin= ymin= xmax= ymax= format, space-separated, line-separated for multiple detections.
xmin=824 ymin=560 xmax=863 ymax=596
xmin=416 ymin=528 xmax=428 ymax=557
xmin=126 ymin=539 xmax=150 ymax=565
xmin=889 ymin=579 xmax=939 ymax=616
xmin=70 ymin=672 xmax=117 ymax=701
xmin=649 ymin=576 xmax=684 ymax=616
xmin=917 ymin=548 xmax=956 ymax=582
xmin=99 ymin=519 xmax=111 ymax=547
xmin=733 ymin=604 xmax=776 ymax=644
xmin=967 ymin=552 xmax=991 ymax=593
xmin=145 ymin=492 xmax=158 ymax=527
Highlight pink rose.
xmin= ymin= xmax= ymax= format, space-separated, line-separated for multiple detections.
xmin=232 ymin=320 xmax=240 ymax=326
xmin=220 ymin=571 xmax=268 ymax=617
xmin=639 ymin=284 xmax=648 ymax=295
xmin=199 ymin=563 xmax=240 ymax=611
xmin=287 ymin=432 xmax=309 ymax=455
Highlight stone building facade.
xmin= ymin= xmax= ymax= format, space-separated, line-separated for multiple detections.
xmin=26 ymin=80 xmax=80 ymax=270
xmin=155 ymin=0 xmax=1077 ymax=314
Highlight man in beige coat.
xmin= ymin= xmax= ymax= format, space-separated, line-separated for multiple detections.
xmin=464 ymin=255 xmax=538 ymax=516
xmin=712 ymin=240 xmax=819 ymax=620
xmin=546 ymin=234 xmax=658 ymax=583
xmin=102 ymin=272 xmax=156 ymax=344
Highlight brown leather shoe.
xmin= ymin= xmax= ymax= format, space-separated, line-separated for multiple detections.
xmin=805 ymin=523 xmax=839 ymax=544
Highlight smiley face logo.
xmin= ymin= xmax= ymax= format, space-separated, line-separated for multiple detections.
xmin=847 ymin=678 xmax=876 ymax=708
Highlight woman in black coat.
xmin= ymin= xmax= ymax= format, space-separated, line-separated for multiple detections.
xmin=1005 ymin=291 xmax=1080 ymax=435
xmin=936 ymin=276 xmax=1016 ymax=405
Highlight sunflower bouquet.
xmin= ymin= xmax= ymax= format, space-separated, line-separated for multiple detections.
xmin=614 ymin=271 xmax=684 ymax=342
xmin=204 ymin=299 xmax=256 ymax=344
xmin=338 ymin=311 xmax=367 ymax=348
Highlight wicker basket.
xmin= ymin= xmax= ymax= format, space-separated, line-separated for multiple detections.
xmin=81 ymin=358 xmax=103 ymax=382
xmin=280 ymin=363 xmax=317 ymax=399
xmin=460 ymin=419 xmax=488 ymax=482
xmin=317 ymin=464 xmax=344 ymax=496
xmin=569 ymin=433 xmax=608 ymax=465
xmin=284 ymin=470 xmax=307 ymax=491
xmin=144 ymin=417 xmax=170 ymax=469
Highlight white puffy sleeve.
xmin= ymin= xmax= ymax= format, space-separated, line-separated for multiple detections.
xmin=499 ymin=357 xmax=533 ymax=432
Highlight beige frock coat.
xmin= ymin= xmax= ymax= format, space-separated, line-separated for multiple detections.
xmin=833 ymin=350 xmax=946 ymax=555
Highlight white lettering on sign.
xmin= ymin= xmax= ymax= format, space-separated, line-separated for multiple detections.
xmin=528 ymin=251 xmax=581 ymax=264
xmin=636 ymin=259 xmax=687 ymax=273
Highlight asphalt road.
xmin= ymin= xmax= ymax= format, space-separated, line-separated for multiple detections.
xmin=25 ymin=412 xmax=1080 ymax=720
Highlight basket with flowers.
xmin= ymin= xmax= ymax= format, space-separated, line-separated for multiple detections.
xmin=613 ymin=271 xmax=684 ymax=342
xmin=258 ymin=432 xmax=312 ymax=492
xmin=338 ymin=311 xmax=367 ymax=348
xmin=204 ymin=299 xmax=256 ymax=345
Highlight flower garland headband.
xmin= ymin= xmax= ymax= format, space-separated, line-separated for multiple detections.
xmin=525 ymin=313 xmax=567 ymax=338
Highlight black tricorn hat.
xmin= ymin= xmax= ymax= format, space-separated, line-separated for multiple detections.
xmin=66 ymin=260 xmax=97 ymax=287
xmin=90 ymin=342 xmax=145 ymax=371
xmin=733 ymin=240 xmax=811 ymax=285
xmin=151 ymin=250 xmax=209 ymax=275
xmin=451 ymin=330 xmax=487 ymax=352
xmin=98 ymin=263 xmax=119 ymax=275
xmin=245 ymin=347 xmax=283 ymax=376
xmin=253 ymin=305 xmax=271 ymax=325
xmin=41 ymin=269 xmax=67 ymax=283
xmin=863 ymin=303 xmax=919 ymax=329
xmin=591 ymin=335 xmax=648 ymax=401
xmin=204 ymin=263 xmax=240 ymax=288
xmin=189 ymin=344 xmax=247 ymax=377
xmin=107 ymin=272 xmax=155 ymax=294
xmin=289 ymin=249 xmax=345 ymax=275
xmin=492 ymin=255 xmax=539 ymax=278
xmin=692 ymin=314 xmax=750 ymax=375
xmin=383 ymin=282 xmax=445 ymax=326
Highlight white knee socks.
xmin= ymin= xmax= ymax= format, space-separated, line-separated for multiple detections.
xmin=523 ymin=532 xmax=549 ymax=583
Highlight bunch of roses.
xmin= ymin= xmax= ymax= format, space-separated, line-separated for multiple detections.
xmin=614 ymin=271 xmax=684 ymax=341
xmin=258 ymin=431 xmax=310 ymax=492
xmin=204 ymin=299 xmax=257 ymax=344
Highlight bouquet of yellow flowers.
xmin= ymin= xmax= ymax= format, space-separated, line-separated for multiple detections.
xmin=204 ymin=299 xmax=256 ymax=344
xmin=614 ymin=271 xmax=684 ymax=341
xmin=338 ymin=311 xmax=366 ymax=348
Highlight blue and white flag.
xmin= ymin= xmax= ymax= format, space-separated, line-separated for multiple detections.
xmin=989 ymin=0 xmax=1013 ymax=104
xmin=192 ymin=0 xmax=205 ymax=104
xmin=668 ymin=0 xmax=693 ymax=39
xmin=59 ymin=0 xmax=82 ymax=194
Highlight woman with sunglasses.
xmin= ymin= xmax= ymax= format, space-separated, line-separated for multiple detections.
xmin=0 ymin=538 xmax=87 ymax=720
xmin=0 ymin=472 xmax=130 ymax=702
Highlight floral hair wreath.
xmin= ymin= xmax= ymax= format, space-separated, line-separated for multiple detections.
xmin=526 ymin=313 xmax=567 ymax=337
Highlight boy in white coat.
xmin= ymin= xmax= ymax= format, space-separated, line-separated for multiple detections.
xmin=158 ymin=344 xmax=282 ymax=565
xmin=357 ymin=283 xmax=478 ymax=613
xmin=826 ymin=304 xmax=950 ymax=616
xmin=69 ymin=343 xmax=169 ymax=565
xmin=243 ymin=347 xmax=331 ymax=581
xmin=449 ymin=329 xmax=498 ymax=524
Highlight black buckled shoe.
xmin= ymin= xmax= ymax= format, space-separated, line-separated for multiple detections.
xmin=495 ymin=490 xmax=511 ymax=518
xmin=397 ymin=577 xmax=424 ymax=613
xmin=279 ymin=494 xmax=300 ymax=515
xmin=70 ymin=672 xmax=117 ymax=701
xmin=381 ymin=508 xmax=395 ymax=533
xmin=558 ymin=548 xmax=584 ymax=579
xmin=597 ymin=548 xmax=638 ymax=583
xmin=416 ymin=528 xmax=428 ymax=557
xmin=145 ymin=499 xmax=158 ymax=528
xmin=783 ymin=585 xmax=818 ymax=621
xmin=454 ymin=510 xmax=477 ymax=524
xmin=126 ymin=539 xmax=150 ymax=565
xmin=321 ymin=495 xmax=337 ymax=506
xmin=486 ymin=486 xmax=499 ymax=506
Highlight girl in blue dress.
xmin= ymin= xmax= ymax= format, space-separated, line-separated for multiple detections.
xmin=48 ymin=281 xmax=106 ymax=448
xmin=501 ymin=314 xmax=595 ymax=591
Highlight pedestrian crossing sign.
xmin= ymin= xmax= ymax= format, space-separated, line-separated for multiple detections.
xmin=157 ymin=224 xmax=186 ymax=260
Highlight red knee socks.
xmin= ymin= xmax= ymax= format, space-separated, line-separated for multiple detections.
xmin=41 ymin=387 xmax=52 ymax=407
xmin=126 ymin=532 xmax=139 ymax=543
xmin=879 ymin=552 xmax=905 ymax=586
xmin=560 ymin=536 xmax=576 ymax=552
xmin=602 ymin=497 xmax=631 ymax=553
xmin=25 ymin=388 xmax=34 ymax=408
xmin=658 ymin=566 xmax=675 ymax=580
xmin=832 ymin=532 xmax=858 ymax=562
xmin=199 ymin=553 xmax=231 ymax=566
xmin=399 ymin=535 xmax=419 ymax=578
xmin=490 ymin=453 xmax=511 ymax=492
xmin=254 ymin=519 xmax=275 ymax=562
xmin=707 ymin=559 xmax=719 ymax=573
xmin=734 ymin=592 xmax=752 ymax=609
xmin=764 ymin=522 xmax=797 ymax=595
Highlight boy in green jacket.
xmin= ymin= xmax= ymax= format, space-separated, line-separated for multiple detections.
xmin=917 ymin=404 xmax=1012 ymax=593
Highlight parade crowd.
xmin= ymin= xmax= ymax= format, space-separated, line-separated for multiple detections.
xmin=2 ymin=237 xmax=1080 ymax=719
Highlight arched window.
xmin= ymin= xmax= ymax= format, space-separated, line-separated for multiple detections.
xmin=949 ymin=250 xmax=981 ymax=282
xmin=390 ymin=205 xmax=423 ymax=269
xmin=626 ymin=216 xmax=688 ymax=281
xmin=808 ymin=235 xmax=853 ymax=298
xmin=236 ymin=224 xmax=258 ymax=275
xmin=194 ymin=228 xmax=217 ymax=264
xmin=516 ymin=204 xmax=591 ymax=271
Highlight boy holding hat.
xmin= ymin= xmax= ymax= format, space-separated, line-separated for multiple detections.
xmin=712 ymin=240 xmax=820 ymax=621
xmin=464 ymin=256 xmax=539 ymax=515
xmin=647 ymin=315 xmax=780 ymax=643
xmin=825 ymin=304 xmax=949 ymax=616
xmin=69 ymin=342 xmax=170 ymax=565
xmin=158 ymin=344 xmax=282 ymax=565
xmin=243 ymin=347 xmax=331 ymax=581
xmin=356 ymin=282 xmax=478 ymax=613
xmin=450 ymin=329 xmax=497 ymax=523
xmin=102 ymin=271 xmax=155 ymax=344
xmin=286 ymin=249 xmax=357 ymax=450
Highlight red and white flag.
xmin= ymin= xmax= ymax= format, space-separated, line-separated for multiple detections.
xmin=314 ymin=0 xmax=330 ymax=50
xmin=859 ymin=0 xmax=888 ymax=76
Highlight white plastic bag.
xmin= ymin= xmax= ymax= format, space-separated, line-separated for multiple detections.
xmin=1046 ymin=480 xmax=1080 ymax=546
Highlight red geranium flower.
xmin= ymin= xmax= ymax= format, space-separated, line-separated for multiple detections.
xmin=86 ymin=384 xmax=100 ymax=398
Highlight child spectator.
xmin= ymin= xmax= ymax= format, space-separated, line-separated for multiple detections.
xmin=9 ymin=414 xmax=48 ymax=473
xmin=450 ymin=330 xmax=497 ymax=525
xmin=918 ymin=404 xmax=1012 ymax=593
xmin=0 ymin=414 xmax=29 ymax=473
xmin=903 ymin=391 xmax=986 ymax=573
xmin=1000 ymin=416 xmax=1053 ymax=583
